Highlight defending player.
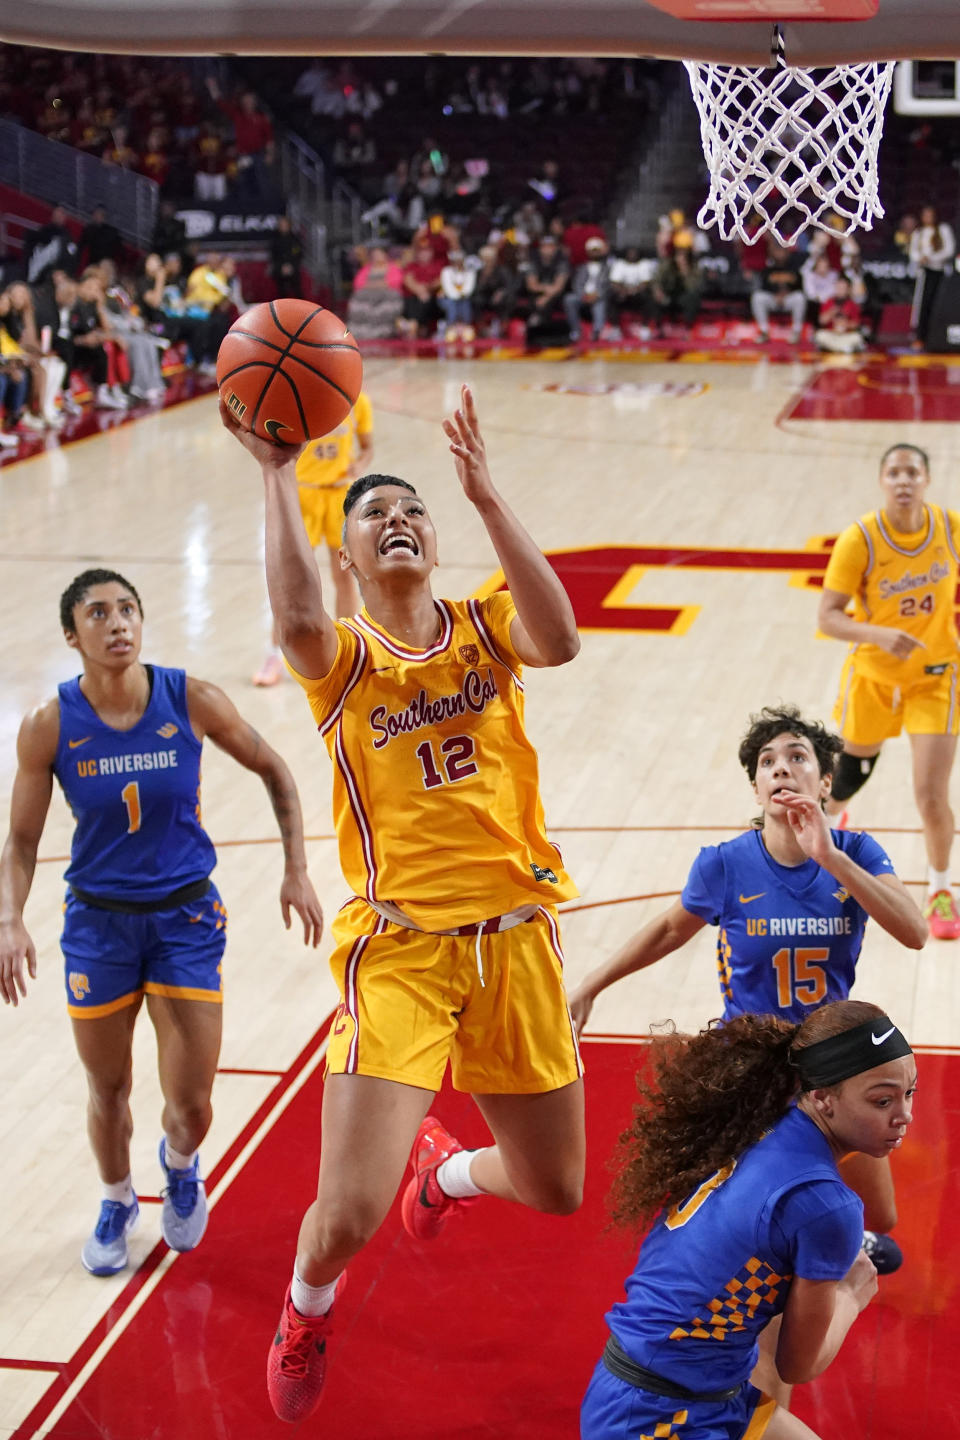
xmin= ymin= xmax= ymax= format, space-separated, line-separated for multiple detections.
xmin=0 ymin=569 xmax=323 ymax=1276
xmin=581 ymin=1000 xmax=915 ymax=1440
xmin=253 ymin=390 xmax=374 ymax=685
xmin=818 ymin=442 xmax=960 ymax=940
xmin=223 ymin=384 xmax=584 ymax=1424
xmin=569 ymin=706 xmax=925 ymax=1276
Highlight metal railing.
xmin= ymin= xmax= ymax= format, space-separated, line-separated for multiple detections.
xmin=280 ymin=129 xmax=362 ymax=299
xmin=0 ymin=119 xmax=158 ymax=248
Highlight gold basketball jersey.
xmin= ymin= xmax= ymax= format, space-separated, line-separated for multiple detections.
xmin=291 ymin=592 xmax=577 ymax=929
xmin=296 ymin=392 xmax=373 ymax=489
xmin=823 ymin=504 xmax=960 ymax=682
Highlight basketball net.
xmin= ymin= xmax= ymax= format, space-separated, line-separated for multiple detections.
xmin=684 ymin=26 xmax=895 ymax=245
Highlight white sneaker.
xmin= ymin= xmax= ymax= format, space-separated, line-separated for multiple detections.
xmin=96 ymin=384 xmax=125 ymax=410
xmin=62 ymin=393 xmax=83 ymax=416
xmin=16 ymin=412 xmax=46 ymax=432
xmin=81 ymin=1196 xmax=140 ymax=1276
xmin=110 ymin=386 xmax=131 ymax=408
xmin=43 ymin=410 xmax=66 ymax=429
xmin=158 ymin=1140 xmax=208 ymax=1252
xmin=0 ymin=430 xmax=20 ymax=449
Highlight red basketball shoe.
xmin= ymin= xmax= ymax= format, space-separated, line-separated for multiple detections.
xmin=401 ymin=1115 xmax=479 ymax=1242
xmin=267 ymin=1274 xmax=346 ymax=1423
xmin=925 ymin=890 xmax=960 ymax=940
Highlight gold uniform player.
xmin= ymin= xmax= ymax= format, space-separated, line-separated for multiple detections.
xmin=223 ymin=384 xmax=584 ymax=1426
xmin=253 ymin=391 xmax=374 ymax=685
xmin=819 ymin=442 xmax=960 ymax=940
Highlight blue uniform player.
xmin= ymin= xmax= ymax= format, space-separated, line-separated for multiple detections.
xmin=0 ymin=569 xmax=324 ymax=1276
xmin=570 ymin=707 xmax=925 ymax=1272
xmin=581 ymin=1000 xmax=917 ymax=1440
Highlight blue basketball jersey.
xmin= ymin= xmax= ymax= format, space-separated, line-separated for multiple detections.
xmin=607 ymin=1105 xmax=863 ymax=1392
xmin=54 ymin=666 xmax=217 ymax=902
xmin=681 ymin=828 xmax=894 ymax=1022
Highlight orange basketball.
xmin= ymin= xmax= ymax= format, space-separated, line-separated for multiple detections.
xmin=216 ymin=299 xmax=363 ymax=444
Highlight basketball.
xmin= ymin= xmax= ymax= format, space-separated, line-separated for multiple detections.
xmin=216 ymin=299 xmax=363 ymax=444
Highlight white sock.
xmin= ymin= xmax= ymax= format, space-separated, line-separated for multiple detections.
xmin=163 ymin=1140 xmax=197 ymax=1172
xmin=103 ymin=1174 xmax=135 ymax=1207
xmin=928 ymin=867 xmax=953 ymax=896
xmin=291 ymin=1266 xmax=342 ymax=1317
xmin=436 ymin=1148 xmax=487 ymax=1199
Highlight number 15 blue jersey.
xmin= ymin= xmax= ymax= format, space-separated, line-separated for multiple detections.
xmin=680 ymin=827 xmax=894 ymax=1022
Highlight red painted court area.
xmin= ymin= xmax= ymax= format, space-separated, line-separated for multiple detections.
xmin=785 ymin=363 xmax=960 ymax=423
xmin=12 ymin=1038 xmax=960 ymax=1439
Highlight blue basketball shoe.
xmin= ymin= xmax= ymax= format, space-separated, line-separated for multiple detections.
xmin=158 ymin=1139 xmax=208 ymax=1252
xmin=81 ymin=1196 xmax=140 ymax=1275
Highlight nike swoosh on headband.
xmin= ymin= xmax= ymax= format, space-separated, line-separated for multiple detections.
xmin=871 ymin=1025 xmax=896 ymax=1046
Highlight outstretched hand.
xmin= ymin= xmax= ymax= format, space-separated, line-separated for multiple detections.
xmin=219 ymin=398 xmax=305 ymax=470
xmin=442 ymin=385 xmax=495 ymax=506
xmin=778 ymin=792 xmax=837 ymax=866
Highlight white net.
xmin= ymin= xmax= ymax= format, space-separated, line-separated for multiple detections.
xmin=684 ymin=58 xmax=895 ymax=245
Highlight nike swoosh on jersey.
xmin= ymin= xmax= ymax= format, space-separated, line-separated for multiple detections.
xmin=871 ymin=1025 xmax=896 ymax=1045
xmin=739 ymin=892 xmax=766 ymax=904
xmin=68 ymin=736 xmax=93 ymax=749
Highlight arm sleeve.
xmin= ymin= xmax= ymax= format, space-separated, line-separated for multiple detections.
xmin=822 ymin=523 xmax=869 ymax=598
xmin=285 ymin=623 xmax=361 ymax=726
xmin=770 ymin=1180 xmax=864 ymax=1281
xmin=478 ymin=590 xmax=524 ymax=671
xmin=844 ymin=829 xmax=895 ymax=877
xmin=680 ymin=846 xmax=725 ymax=926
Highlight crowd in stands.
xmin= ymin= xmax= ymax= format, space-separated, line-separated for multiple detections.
xmin=0 ymin=218 xmax=250 ymax=440
xmin=0 ymin=44 xmax=279 ymax=205
xmin=339 ymin=195 xmax=897 ymax=351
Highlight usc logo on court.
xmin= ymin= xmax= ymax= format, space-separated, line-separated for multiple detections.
xmin=476 ymin=541 xmax=838 ymax=636
xmin=69 ymin=972 xmax=91 ymax=1001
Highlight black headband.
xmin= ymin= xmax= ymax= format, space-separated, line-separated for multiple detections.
xmin=792 ymin=1017 xmax=912 ymax=1090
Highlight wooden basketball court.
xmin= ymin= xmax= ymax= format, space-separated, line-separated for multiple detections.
xmin=1 ymin=352 xmax=959 ymax=1437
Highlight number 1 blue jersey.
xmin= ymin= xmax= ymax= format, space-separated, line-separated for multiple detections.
xmin=54 ymin=666 xmax=216 ymax=902
xmin=681 ymin=827 xmax=894 ymax=1022
xmin=607 ymin=1106 xmax=863 ymax=1392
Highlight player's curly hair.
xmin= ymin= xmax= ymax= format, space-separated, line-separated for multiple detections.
xmin=737 ymin=704 xmax=844 ymax=783
xmin=608 ymin=999 xmax=886 ymax=1231
xmin=59 ymin=569 xmax=143 ymax=632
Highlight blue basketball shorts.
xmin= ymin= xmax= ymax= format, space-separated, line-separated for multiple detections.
xmin=61 ymin=883 xmax=228 ymax=1018
xmin=580 ymin=1361 xmax=775 ymax=1440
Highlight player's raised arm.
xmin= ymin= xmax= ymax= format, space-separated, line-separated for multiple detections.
xmin=220 ymin=400 xmax=339 ymax=679
xmin=777 ymin=792 xmax=927 ymax=949
xmin=443 ymin=384 xmax=579 ymax=668
xmin=567 ymin=900 xmax=705 ymax=1035
xmin=186 ymin=677 xmax=324 ymax=946
xmin=0 ymin=702 xmax=58 ymax=1005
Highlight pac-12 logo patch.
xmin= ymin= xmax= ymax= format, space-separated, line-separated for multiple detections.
xmin=69 ymin=972 xmax=91 ymax=1001
xmin=530 ymin=863 xmax=558 ymax=884
xmin=459 ymin=644 xmax=480 ymax=665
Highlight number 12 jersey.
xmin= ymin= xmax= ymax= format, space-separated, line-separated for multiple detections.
xmin=292 ymin=592 xmax=577 ymax=931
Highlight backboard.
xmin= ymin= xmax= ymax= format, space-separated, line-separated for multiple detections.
xmin=3 ymin=0 xmax=960 ymax=61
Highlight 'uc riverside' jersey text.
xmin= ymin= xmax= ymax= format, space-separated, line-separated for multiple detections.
xmin=607 ymin=1106 xmax=862 ymax=1392
xmin=291 ymin=592 xmax=577 ymax=930
xmin=681 ymin=827 xmax=893 ymax=1021
xmin=823 ymin=504 xmax=960 ymax=684
xmin=54 ymin=666 xmax=216 ymax=902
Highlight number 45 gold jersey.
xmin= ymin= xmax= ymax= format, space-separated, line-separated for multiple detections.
xmin=290 ymin=591 xmax=577 ymax=930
